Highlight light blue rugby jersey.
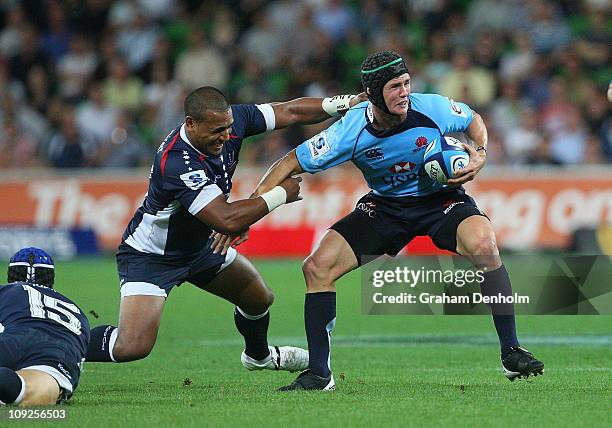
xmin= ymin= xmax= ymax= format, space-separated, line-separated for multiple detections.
xmin=296 ymin=93 xmax=474 ymax=197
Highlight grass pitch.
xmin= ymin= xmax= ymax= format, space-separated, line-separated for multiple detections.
xmin=7 ymin=257 xmax=612 ymax=427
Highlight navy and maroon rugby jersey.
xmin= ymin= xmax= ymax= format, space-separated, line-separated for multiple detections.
xmin=122 ymin=104 xmax=275 ymax=257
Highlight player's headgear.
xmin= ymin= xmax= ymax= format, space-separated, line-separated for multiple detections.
xmin=8 ymin=247 xmax=55 ymax=288
xmin=361 ymin=51 xmax=409 ymax=114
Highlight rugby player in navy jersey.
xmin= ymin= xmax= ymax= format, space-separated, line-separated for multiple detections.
xmin=254 ymin=51 xmax=544 ymax=390
xmin=0 ymin=248 xmax=90 ymax=406
xmin=86 ymin=86 xmax=366 ymax=374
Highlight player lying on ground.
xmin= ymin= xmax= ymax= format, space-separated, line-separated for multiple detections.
xmin=253 ymin=51 xmax=544 ymax=390
xmin=0 ymin=248 xmax=90 ymax=406
xmin=86 ymin=86 xmax=365 ymax=373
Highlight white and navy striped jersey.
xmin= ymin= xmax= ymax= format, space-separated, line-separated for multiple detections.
xmin=122 ymin=104 xmax=275 ymax=257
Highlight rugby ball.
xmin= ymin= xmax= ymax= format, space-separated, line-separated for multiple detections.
xmin=423 ymin=136 xmax=469 ymax=184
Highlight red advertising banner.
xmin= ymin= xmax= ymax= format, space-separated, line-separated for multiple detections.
xmin=0 ymin=169 xmax=610 ymax=255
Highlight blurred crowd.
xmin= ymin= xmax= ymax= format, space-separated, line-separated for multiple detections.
xmin=0 ymin=0 xmax=610 ymax=169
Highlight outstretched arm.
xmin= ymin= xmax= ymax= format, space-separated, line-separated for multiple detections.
xmin=253 ymin=150 xmax=303 ymax=197
xmin=208 ymin=153 xmax=304 ymax=254
xmin=271 ymin=93 xmax=367 ymax=129
xmin=196 ymin=176 xmax=302 ymax=235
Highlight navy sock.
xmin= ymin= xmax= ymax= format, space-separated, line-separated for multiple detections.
xmin=481 ymin=265 xmax=520 ymax=354
xmin=0 ymin=367 xmax=24 ymax=405
xmin=305 ymin=292 xmax=336 ymax=378
xmin=86 ymin=325 xmax=117 ymax=362
xmin=234 ymin=308 xmax=270 ymax=361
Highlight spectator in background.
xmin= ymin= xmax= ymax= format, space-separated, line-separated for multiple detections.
xmin=116 ymin=13 xmax=159 ymax=73
xmin=549 ymin=108 xmax=588 ymax=165
xmin=422 ymin=31 xmax=451 ymax=93
xmin=313 ymin=0 xmax=354 ymax=43
xmin=103 ymin=57 xmax=144 ymax=112
xmin=108 ymin=0 xmax=138 ymax=30
xmin=96 ymin=112 xmax=150 ymax=168
xmin=210 ymin=7 xmax=239 ymax=51
xmin=465 ymin=0 xmax=522 ymax=36
xmin=499 ymin=33 xmax=536 ymax=82
xmin=540 ymin=77 xmax=575 ymax=135
xmin=25 ymin=65 xmax=53 ymax=115
xmin=521 ymin=57 xmax=552 ymax=110
xmin=438 ymin=49 xmax=496 ymax=109
xmin=40 ymin=0 xmax=72 ymax=63
xmin=47 ymin=108 xmax=89 ymax=168
xmin=76 ymin=82 xmax=118 ymax=145
xmin=503 ymin=107 xmax=544 ymax=166
xmin=240 ymin=11 xmax=283 ymax=71
xmin=175 ymin=28 xmax=228 ymax=90
xmin=490 ymin=80 xmax=525 ymax=137
xmin=136 ymin=0 xmax=174 ymax=22
xmin=0 ymin=5 xmax=27 ymax=58
xmin=524 ymin=0 xmax=571 ymax=54
xmin=8 ymin=25 xmax=50 ymax=84
xmin=56 ymin=34 xmax=98 ymax=101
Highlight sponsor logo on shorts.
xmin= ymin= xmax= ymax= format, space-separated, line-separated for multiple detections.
xmin=357 ymin=201 xmax=376 ymax=218
xmin=0 ymin=322 xmax=4 ymax=333
xmin=57 ymin=363 xmax=72 ymax=379
xmin=365 ymin=147 xmax=384 ymax=161
xmin=307 ymin=131 xmax=330 ymax=159
xmin=443 ymin=201 xmax=464 ymax=214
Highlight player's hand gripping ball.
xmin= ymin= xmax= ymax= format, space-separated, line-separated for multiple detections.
xmin=423 ymin=136 xmax=469 ymax=184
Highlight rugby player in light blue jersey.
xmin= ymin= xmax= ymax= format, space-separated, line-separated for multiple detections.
xmin=254 ymin=51 xmax=544 ymax=390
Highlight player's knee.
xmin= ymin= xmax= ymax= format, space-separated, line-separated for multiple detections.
xmin=464 ymin=233 xmax=498 ymax=257
xmin=461 ymin=233 xmax=501 ymax=270
xmin=302 ymin=254 xmax=333 ymax=286
xmin=242 ymin=287 xmax=274 ymax=314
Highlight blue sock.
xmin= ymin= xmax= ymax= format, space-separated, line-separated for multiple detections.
xmin=85 ymin=325 xmax=117 ymax=362
xmin=0 ymin=367 xmax=24 ymax=405
xmin=234 ymin=308 xmax=270 ymax=361
xmin=481 ymin=265 xmax=519 ymax=355
xmin=305 ymin=292 xmax=336 ymax=378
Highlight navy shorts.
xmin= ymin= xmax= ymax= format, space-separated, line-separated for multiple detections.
xmin=331 ymin=188 xmax=486 ymax=264
xmin=0 ymin=328 xmax=83 ymax=400
xmin=116 ymin=240 xmax=237 ymax=298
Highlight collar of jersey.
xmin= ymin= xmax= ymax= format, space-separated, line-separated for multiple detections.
xmin=180 ymin=123 xmax=208 ymax=157
xmin=364 ymin=100 xmax=418 ymax=138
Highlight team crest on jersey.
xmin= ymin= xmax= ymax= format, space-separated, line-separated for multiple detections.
xmin=180 ymin=170 xmax=209 ymax=190
xmin=448 ymin=98 xmax=467 ymax=118
xmin=416 ymin=137 xmax=428 ymax=148
xmin=307 ymin=131 xmax=330 ymax=159
xmin=412 ymin=136 xmax=428 ymax=152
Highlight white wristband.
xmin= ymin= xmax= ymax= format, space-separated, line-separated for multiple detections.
xmin=322 ymin=94 xmax=356 ymax=117
xmin=260 ymin=186 xmax=287 ymax=212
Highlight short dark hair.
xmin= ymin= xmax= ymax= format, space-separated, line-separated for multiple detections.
xmin=184 ymin=86 xmax=229 ymax=121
